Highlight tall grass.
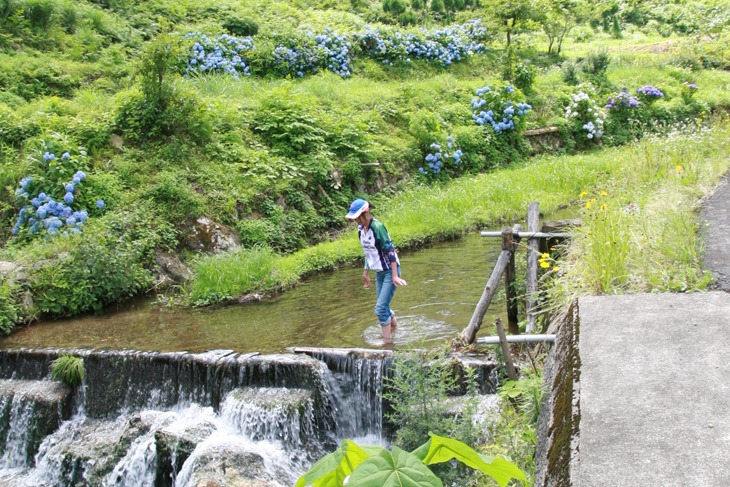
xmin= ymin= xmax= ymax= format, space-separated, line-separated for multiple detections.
xmin=186 ymin=123 xmax=730 ymax=306
xmin=547 ymin=123 xmax=730 ymax=305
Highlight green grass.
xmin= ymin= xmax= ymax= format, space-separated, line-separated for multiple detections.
xmin=50 ymin=354 xmax=84 ymax=386
xmin=546 ymin=124 xmax=730 ymax=304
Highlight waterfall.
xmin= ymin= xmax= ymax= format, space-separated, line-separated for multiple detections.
xmin=0 ymin=347 xmax=493 ymax=485
xmin=220 ymin=387 xmax=316 ymax=448
xmin=0 ymin=394 xmax=36 ymax=468
xmin=320 ymin=354 xmax=387 ymax=442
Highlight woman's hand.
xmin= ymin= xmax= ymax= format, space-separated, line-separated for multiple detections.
xmin=363 ymin=269 xmax=371 ymax=288
xmin=393 ymin=276 xmax=407 ymax=287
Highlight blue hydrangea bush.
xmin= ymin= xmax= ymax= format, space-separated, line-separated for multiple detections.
xmin=472 ymin=85 xmax=532 ymax=135
xmin=183 ymin=20 xmax=489 ymax=79
xmin=418 ymin=135 xmax=463 ymax=178
xmin=184 ymin=33 xmax=255 ymax=78
xmin=605 ymin=86 xmax=640 ymax=111
xmin=355 ymin=20 xmax=489 ymax=67
xmin=635 ymin=85 xmax=664 ymax=104
xmin=12 ymin=139 xmax=105 ymax=240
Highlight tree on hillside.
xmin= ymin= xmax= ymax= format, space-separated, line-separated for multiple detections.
xmin=539 ymin=0 xmax=586 ymax=54
xmin=487 ymin=0 xmax=543 ymax=46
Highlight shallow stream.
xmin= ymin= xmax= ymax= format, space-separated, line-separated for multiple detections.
xmin=0 ymin=233 xmax=507 ymax=353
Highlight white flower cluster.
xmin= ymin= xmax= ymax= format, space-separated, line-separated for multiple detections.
xmin=565 ymin=90 xmax=605 ymax=140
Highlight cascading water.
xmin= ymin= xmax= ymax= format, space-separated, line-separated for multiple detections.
xmin=0 ymin=348 xmax=396 ymax=486
xmin=0 ymin=394 xmax=36 ymax=469
xmin=318 ymin=353 xmax=387 ymax=444
xmin=0 ymin=347 xmax=497 ymax=485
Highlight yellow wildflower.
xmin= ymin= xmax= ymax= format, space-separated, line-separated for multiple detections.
xmin=600 ymin=204 xmax=607 ymax=210
xmin=541 ymin=252 xmax=550 ymax=259
xmin=600 ymin=190 xmax=607 ymax=196
xmin=580 ymin=191 xmax=587 ymax=198
xmin=676 ymin=165 xmax=683 ymax=172
xmin=553 ymin=266 xmax=560 ymax=272
xmin=586 ymin=201 xmax=592 ymax=209
xmin=540 ymin=261 xmax=550 ymax=269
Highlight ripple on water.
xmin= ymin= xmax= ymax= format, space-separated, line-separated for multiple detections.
xmin=362 ymin=315 xmax=459 ymax=347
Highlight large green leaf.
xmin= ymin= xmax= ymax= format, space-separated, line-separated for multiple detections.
xmin=296 ymin=440 xmax=384 ymax=487
xmin=419 ymin=433 xmax=526 ymax=487
xmin=347 ymin=446 xmax=442 ymax=487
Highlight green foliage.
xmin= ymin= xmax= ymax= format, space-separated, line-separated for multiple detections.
xmin=498 ymin=370 xmax=544 ymax=425
xmin=50 ymin=354 xmax=84 ymax=386
xmin=222 ymin=16 xmax=259 ymax=37
xmin=115 ymin=87 xmax=211 ymax=145
xmin=0 ymin=104 xmax=41 ymax=146
xmin=297 ymin=434 xmax=525 ymax=487
xmin=252 ymin=92 xmax=327 ymax=158
xmin=0 ymin=59 xmax=83 ymax=101
xmin=513 ymin=59 xmax=537 ymax=93
xmin=579 ymin=51 xmax=611 ymax=87
xmin=141 ymin=170 xmax=205 ymax=224
xmin=397 ymin=10 xmax=419 ymax=26
xmin=383 ymin=0 xmax=406 ymax=15
xmin=383 ymin=345 xmax=476 ymax=452
xmin=24 ymin=0 xmax=55 ymax=30
xmin=561 ymin=61 xmax=580 ymax=86
xmin=22 ymin=207 xmax=164 ymax=316
xmin=0 ymin=277 xmax=21 ymax=335
xmin=611 ymin=16 xmax=622 ymax=39
xmin=116 ymin=35 xmax=211 ymax=145
xmin=186 ymin=245 xmax=282 ymax=306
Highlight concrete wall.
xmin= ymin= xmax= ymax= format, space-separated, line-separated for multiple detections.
xmin=533 ymin=301 xmax=581 ymax=487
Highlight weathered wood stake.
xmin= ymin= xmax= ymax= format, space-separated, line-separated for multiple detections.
xmin=496 ymin=318 xmax=518 ymax=380
xmin=506 ymin=224 xmax=523 ymax=335
xmin=458 ymin=226 xmax=515 ymax=345
xmin=525 ymin=202 xmax=540 ymax=333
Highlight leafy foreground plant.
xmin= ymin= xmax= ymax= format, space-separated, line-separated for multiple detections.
xmin=296 ymin=433 xmax=525 ymax=487
xmin=50 ymin=354 xmax=84 ymax=387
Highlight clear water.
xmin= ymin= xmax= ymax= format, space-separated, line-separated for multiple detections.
xmin=0 ymin=233 xmax=507 ymax=353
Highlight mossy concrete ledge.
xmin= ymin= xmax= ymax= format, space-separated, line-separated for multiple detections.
xmin=533 ymin=302 xmax=581 ymax=487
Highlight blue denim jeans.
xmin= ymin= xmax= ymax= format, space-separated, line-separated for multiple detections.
xmin=374 ymin=269 xmax=398 ymax=325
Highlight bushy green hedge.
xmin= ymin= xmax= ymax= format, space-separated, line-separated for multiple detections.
xmin=8 ymin=208 xmax=172 ymax=321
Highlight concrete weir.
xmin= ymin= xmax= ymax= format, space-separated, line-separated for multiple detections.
xmin=535 ymin=292 xmax=730 ymax=487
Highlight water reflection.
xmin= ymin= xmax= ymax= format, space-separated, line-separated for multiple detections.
xmin=1 ymin=233 xmax=508 ymax=353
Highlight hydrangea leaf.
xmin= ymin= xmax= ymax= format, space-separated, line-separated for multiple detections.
xmin=296 ymin=440 xmax=383 ymax=487
xmin=419 ymin=433 xmax=526 ymax=487
xmin=347 ymin=446 xmax=442 ymax=487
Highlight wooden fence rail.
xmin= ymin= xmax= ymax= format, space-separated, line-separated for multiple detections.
xmin=456 ymin=201 xmax=573 ymax=346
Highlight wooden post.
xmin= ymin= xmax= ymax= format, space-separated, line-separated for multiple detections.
xmin=458 ymin=227 xmax=514 ymax=345
xmin=525 ymin=202 xmax=540 ymax=333
xmin=505 ymin=224 xmax=522 ymax=335
xmin=496 ymin=318 xmax=518 ymax=380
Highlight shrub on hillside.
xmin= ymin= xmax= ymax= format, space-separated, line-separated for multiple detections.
xmin=141 ymin=170 xmax=205 ymax=225
xmin=579 ymin=51 xmax=611 ymax=88
xmin=0 ymin=104 xmax=41 ymax=146
xmin=116 ymin=35 xmax=212 ymax=145
xmin=252 ymin=93 xmax=327 ymax=158
xmin=0 ymin=278 xmax=21 ymax=336
xmin=222 ymin=16 xmax=258 ymax=37
xmin=22 ymin=208 xmax=167 ymax=317
xmin=564 ymin=86 xmax=605 ymax=149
